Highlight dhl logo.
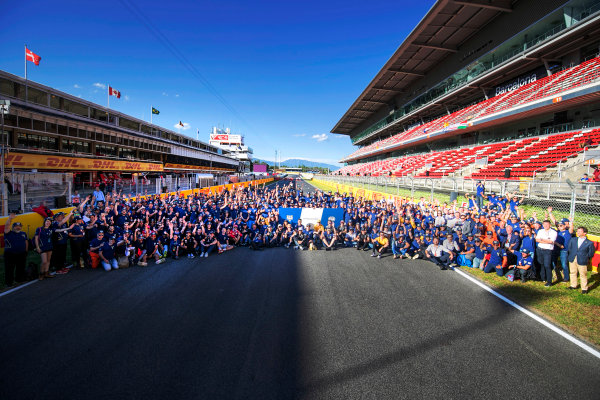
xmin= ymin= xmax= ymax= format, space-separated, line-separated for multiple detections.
xmin=5 ymin=154 xmax=28 ymax=166
xmin=92 ymin=160 xmax=118 ymax=169
xmin=45 ymin=157 xmax=81 ymax=168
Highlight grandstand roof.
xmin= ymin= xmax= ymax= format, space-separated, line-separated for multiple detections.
xmin=332 ymin=0 xmax=516 ymax=136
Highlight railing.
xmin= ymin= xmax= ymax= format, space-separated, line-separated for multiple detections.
xmin=315 ymin=174 xmax=600 ymax=233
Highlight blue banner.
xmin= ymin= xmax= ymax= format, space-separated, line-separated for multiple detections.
xmin=278 ymin=207 xmax=345 ymax=227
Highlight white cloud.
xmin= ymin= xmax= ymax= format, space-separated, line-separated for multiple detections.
xmin=93 ymin=82 xmax=106 ymax=89
xmin=73 ymin=84 xmax=81 ymax=89
xmin=124 ymin=95 xmax=130 ymax=101
xmin=174 ymin=122 xmax=190 ymax=130
xmin=162 ymin=92 xmax=169 ymax=97
xmin=293 ymin=133 xmax=306 ymax=137
xmin=175 ymin=94 xmax=180 ymax=98
xmin=312 ymin=133 xmax=328 ymax=142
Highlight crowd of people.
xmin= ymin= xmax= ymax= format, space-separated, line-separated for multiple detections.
xmin=2 ymin=180 xmax=596 ymax=294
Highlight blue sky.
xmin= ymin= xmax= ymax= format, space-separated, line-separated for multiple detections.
xmin=0 ymin=0 xmax=435 ymax=166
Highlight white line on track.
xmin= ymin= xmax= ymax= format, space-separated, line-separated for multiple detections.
xmin=0 ymin=280 xmax=37 ymax=298
xmin=452 ymin=267 xmax=600 ymax=360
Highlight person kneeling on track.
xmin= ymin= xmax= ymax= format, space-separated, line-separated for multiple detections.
xmin=200 ymin=231 xmax=219 ymax=257
xmin=99 ymin=236 xmax=120 ymax=271
xmin=425 ymin=237 xmax=452 ymax=270
xmin=411 ymin=236 xmax=427 ymax=259
xmin=89 ymin=231 xmax=106 ymax=269
xmin=371 ymin=231 xmax=389 ymax=259
xmin=356 ymin=227 xmax=370 ymax=251
xmin=483 ymin=240 xmax=507 ymax=276
xmin=322 ymin=227 xmax=337 ymax=251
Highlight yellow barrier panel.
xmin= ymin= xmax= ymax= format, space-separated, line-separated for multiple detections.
xmin=0 ymin=178 xmax=274 ymax=255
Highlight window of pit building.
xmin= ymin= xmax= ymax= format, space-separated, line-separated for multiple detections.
xmin=27 ymin=87 xmax=48 ymax=106
xmin=63 ymin=98 xmax=88 ymax=118
xmin=18 ymin=117 xmax=32 ymax=130
xmin=50 ymin=94 xmax=63 ymax=110
xmin=0 ymin=79 xmax=25 ymax=100
xmin=90 ymin=108 xmax=109 ymax=123
xmin=119 ymin=117 xmax=140 ymax=132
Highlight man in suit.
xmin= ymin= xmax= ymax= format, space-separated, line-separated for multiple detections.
xmin=567 ymin=226 xmax=596 ymax=294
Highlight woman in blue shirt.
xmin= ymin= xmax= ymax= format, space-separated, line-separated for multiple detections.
xmin=35 ymin=218 xmax=55 ymax=280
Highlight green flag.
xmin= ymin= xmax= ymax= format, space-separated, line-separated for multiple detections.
xmin=151 ymin=107 xmax=160 ymax=115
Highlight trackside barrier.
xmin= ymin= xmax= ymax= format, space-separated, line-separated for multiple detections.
xmin=312 ymin=178 xmax=599 ymax=273
xmin=0 ymin=178 xmax=274 ymax=256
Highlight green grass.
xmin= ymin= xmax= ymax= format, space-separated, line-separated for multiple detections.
xmin=462 ymin=267 xmax=600 ymax=347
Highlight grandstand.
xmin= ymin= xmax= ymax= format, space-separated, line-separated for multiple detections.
xmin=332 ymin=0 xmax=600 ymax=183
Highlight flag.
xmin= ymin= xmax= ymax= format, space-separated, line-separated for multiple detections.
xmin=25 ymin=47 xmax=41 ymax=65
xmin=178 ymin=121 xmax=184 ymax=127
xmin=152 ymin=107 xmax=160 ymax=115
xmin=109 ymin=86 xmax=121 ymax=98
xmin=457 ymin=121 xmax=468 ymax=129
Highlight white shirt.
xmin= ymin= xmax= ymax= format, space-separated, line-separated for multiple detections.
xmin=537 ymin=228 xmax=557 ymax=250
xmin=578 ymin=237 xmax=585 ymax=248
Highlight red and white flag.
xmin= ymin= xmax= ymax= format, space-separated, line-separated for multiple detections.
xmin=109 ymin=86 xmax=121 ymax=99
xmin=25 ymin=47 xmax=41 ymax=66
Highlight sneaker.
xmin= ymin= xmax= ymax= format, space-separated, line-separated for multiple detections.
xmin=294 ymin=245 xmax=299 ymax=249
xmin=544 ymin=283 xmax=551 ymax=287
xmin=138 ymin=261 xmax=148 ymax=267
xmin=55 ymin=269 xmax=68 ymax=275
xmin=204 ymin=253 xmax=208 ymax=258
xmin=371 ymin=254 xmax=376 ymax=257
xmin=156 ymin=259 xmax=165 ymax=264
xmin=199 ymin=252 xmax=205 ymax=257
xmin=189 ymin=254 xmax=195 ymax=259
xmin=412 ymin=254 xmax=420 ymax=259
xmin=65 ymin=264 xmax=74 ymax=269
xmin=299 ymin=246 xmax=304 ymax=250
xmin=377 ymin=255 xmax=381 ymax=259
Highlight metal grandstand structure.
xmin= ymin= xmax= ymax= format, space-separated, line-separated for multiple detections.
xmin=332 ymin=0 xmax=600 ymax=154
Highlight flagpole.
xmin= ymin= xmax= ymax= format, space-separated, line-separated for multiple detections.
xmin=151 ymin=105 xmax=153 ymax=124
xmin=24 ymin=44 xmax=27 ymax=80
xmin=107 ymin=84 xmax=110 ymax=108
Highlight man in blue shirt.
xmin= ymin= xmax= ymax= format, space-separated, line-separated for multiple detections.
xmin=99 ymin=236 xmax=119 ymax=271
xmin=513 ymin=248 xmax=534 ymax=282
xmin=4 ymin=214 xmax=29 ymax=286
xmin=484 ymin=240 xmax=507 ymax=276
xmin=476 ymin=181 xmax=485 ymax=209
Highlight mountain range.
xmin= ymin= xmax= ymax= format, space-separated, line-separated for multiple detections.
xmin=253 ymin=158 xmax=339 ymax=171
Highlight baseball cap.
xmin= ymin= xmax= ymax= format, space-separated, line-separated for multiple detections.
xmin=12 ymin=222 xmax=22 ymax=227
xmin=492 ymin=240 xmax=500 ymax=245
xmin=520 ymin=248 xmax=530 ymax=254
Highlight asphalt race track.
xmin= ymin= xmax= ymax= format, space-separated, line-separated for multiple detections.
xmin=1 ymin=179 xmax=599 ymax=400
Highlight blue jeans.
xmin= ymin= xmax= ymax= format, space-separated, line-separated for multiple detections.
xmin=476 ymin=195 xmax=484 ymax=209
xmin=101 ymin=258 xmax=118 ymax=271
xmin=473 ymin=257 xmax=483 ymax=269
xmin=559 ymin=250 xmax=569 ymax=280
xmin=391 ymin=240 xmax=401 ymax=256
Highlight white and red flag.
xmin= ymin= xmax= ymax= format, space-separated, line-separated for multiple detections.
xmin=109 ymin=86 xmax=121 ymax=98
xmin=25 ymin=47 xmax=41 ymax=65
